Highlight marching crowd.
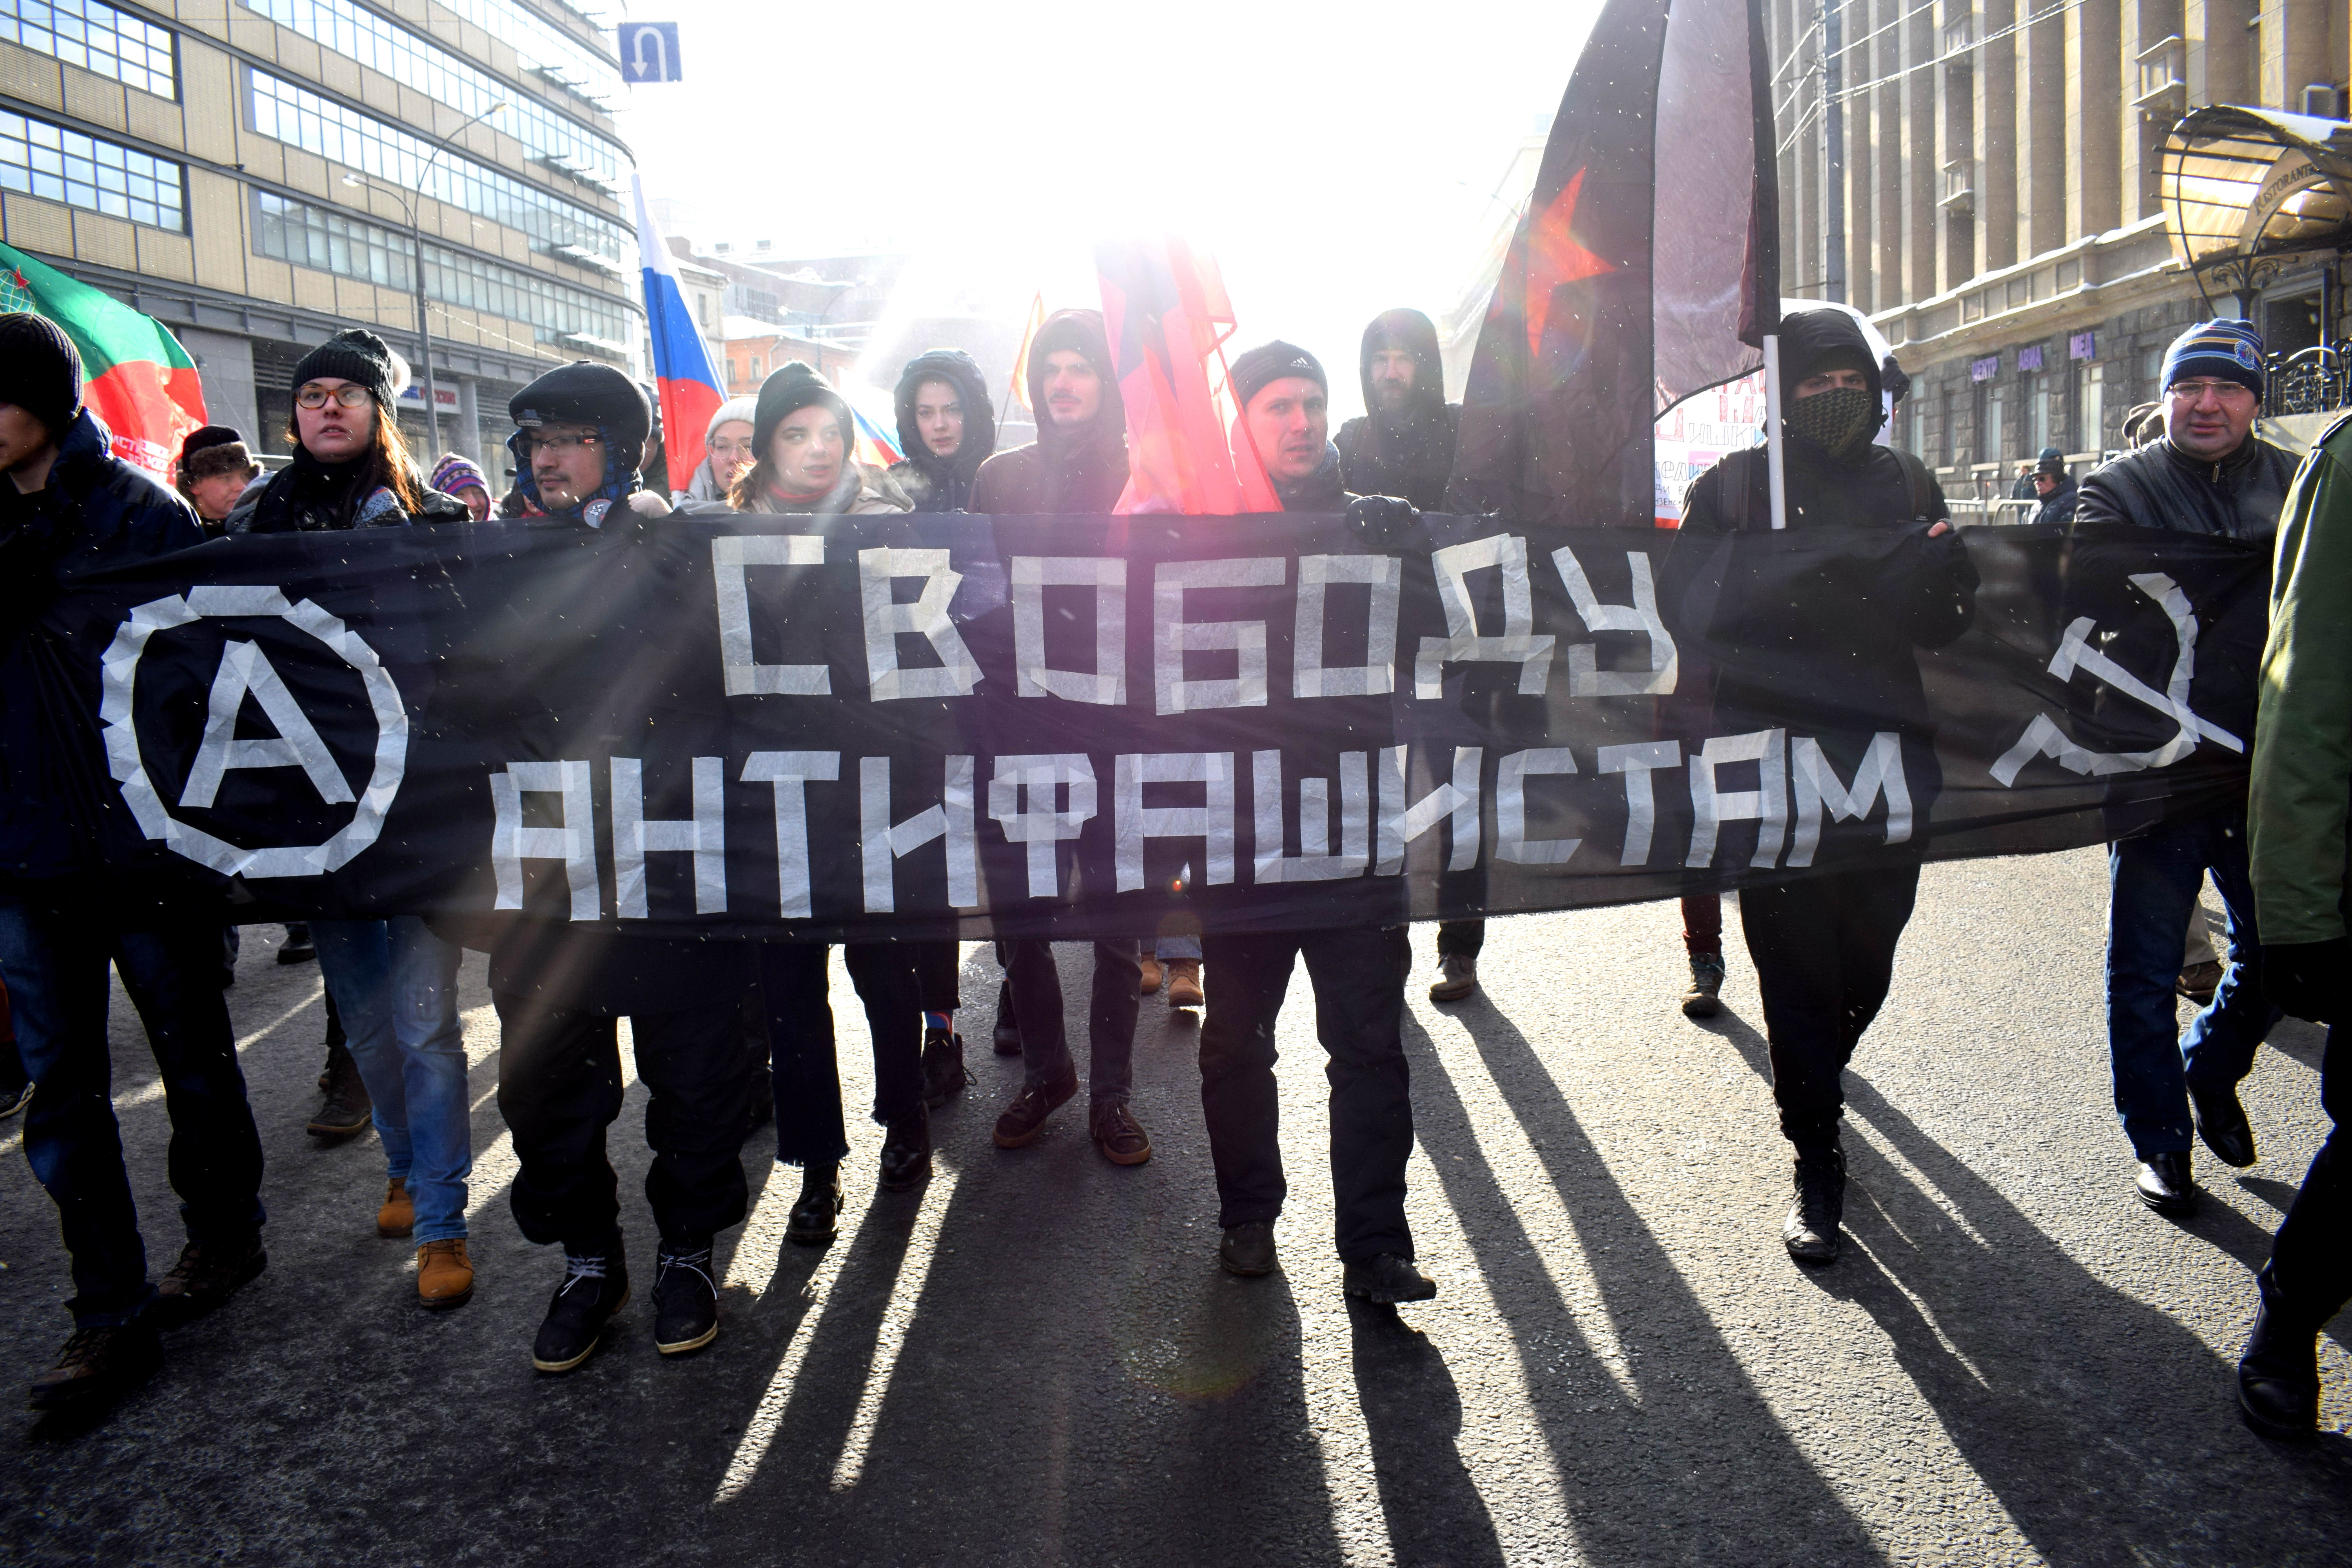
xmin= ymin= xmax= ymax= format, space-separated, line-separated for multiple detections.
xmin=0 ymin=302 xmax=2343 ymax=1449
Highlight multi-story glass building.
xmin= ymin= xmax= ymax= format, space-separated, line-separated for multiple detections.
xmin=1767 ymin=0 xmax=2348 ymax=504
xmin=0 ymin=0 xmax=636 ymax=468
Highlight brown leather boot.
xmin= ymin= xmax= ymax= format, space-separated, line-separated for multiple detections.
xmin=1164 ymin=958 xmax=1203 ymax=1008
xmin=416 ymin=1239 xmax=474 ymax=1309
xmin=377 ymin=1178 xmax=414 ymax=1238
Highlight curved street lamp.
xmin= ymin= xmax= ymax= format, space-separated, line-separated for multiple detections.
xmin=343 ymin=101 xmax=506 ymax=454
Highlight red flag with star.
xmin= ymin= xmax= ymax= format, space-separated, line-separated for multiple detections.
xmin=1448 ymin=0 xmax=1780 ymax=526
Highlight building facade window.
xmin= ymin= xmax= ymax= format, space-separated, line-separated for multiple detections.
xmin=237 ymin=0 xmax=627 ymax=187
xmin=2028 ymin=372 xmax=2058 ymax=455
xmin=426 ymin=0 xmax=621 ymax=107
xmin=0 ymin=0 xmax=175 ymax=99
xmin=2076 ymin=362 xmax=2104 ymax=453
xmin=253 ymin=191 xmax=630 ymax=352
xmin=0 ymin=108 xmax=182 ymax=229
xmin=248 ymin=71 xmax=624 ymax=261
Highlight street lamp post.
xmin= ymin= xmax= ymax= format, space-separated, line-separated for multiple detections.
xmin=345 ymin=102 xmax=505 ymax=455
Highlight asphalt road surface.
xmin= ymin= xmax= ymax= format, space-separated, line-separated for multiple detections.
xmin=2 ymin=846 xmax=2346 ymax=1565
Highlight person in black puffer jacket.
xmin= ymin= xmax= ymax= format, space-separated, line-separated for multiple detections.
xmin=888 ymin=348 xmax=996 ymax=513
xmin=226 ymin=330 xmax=468 ymax=535
xmin=1675 ymin=307 xmax=1977 ymax=1269
xmin=0 ymin=313 xmax=269 ymax=1413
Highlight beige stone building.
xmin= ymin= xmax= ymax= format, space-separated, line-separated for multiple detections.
xmin=0 ymin=0 xmax=636 ymax=472
xmin=1767 ymin=0 xmax=2349 ymax=498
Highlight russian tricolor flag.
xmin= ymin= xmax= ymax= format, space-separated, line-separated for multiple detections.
xmin=632 ymin=174 xmax=724 ymax=491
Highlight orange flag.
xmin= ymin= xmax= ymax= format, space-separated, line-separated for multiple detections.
xmin=1005 ymin=292 xmax=1046 ymax=414
xmin=1096 ymin=236 xmax=1278 ymax=515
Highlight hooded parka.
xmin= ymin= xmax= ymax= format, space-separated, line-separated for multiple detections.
xmin=969 ymin=310 xmax=1128 ymax=515
xmin=1335 ymin=309 xmax=1460 ymax=510
xmin=888 ymin=349 xmax=997 ymax=512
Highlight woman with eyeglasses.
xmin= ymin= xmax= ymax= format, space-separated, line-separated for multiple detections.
xmin=675 ymin=394 xmax=758 ymax=506
xmin=227 ymin=329 xmax=478 ymax=1312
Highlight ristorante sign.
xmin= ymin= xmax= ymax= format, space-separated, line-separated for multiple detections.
xmin=33 ymin=511 xmax=2265 ymax=941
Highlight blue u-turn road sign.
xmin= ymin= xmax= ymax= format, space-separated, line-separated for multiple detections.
xmin=617 ymin=22 xmax=681 ymax=83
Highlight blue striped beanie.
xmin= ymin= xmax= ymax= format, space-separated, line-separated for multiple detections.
xmin=2160 ymin=319 xmax=2265 ymax=399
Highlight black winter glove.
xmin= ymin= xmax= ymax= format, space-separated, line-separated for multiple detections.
xmin=1346 ymin=494 xmax=1418 ymax=546
xmin=1922 ymin=522 xmax=1980 ymax=596
xmin=2262 ymin=937 xmax=2350 ymax=1025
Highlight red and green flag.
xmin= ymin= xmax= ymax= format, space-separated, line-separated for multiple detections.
xmin=0 ymin=240 xmax=206 ymax=477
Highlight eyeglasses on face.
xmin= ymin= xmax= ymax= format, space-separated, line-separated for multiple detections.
xmin=2167 ymin=379 xmax=2256 ymax=403
xmin=296 ymin=384 xmax=374 ymax=410
xmin=706 ymin=437 xmax=755 ymax=459
xmin=522 ymin=431 xmax=603 ymax=454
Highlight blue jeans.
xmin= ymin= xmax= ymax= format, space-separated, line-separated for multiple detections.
xmin=2106 ymin=806 xmax=2281 ymax=1158
xmin=314 ymin=917 xmax=470 ymax=1242
xmin=1154 ymin=936 xmax=1201 ymax=961
xmin=0 ymin=890 xmax=265 ymax=1326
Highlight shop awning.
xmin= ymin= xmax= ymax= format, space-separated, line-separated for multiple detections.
xmin=2161 ymin=106 xmax=2352 ymax=288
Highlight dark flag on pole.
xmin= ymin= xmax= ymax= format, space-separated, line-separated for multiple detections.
xmin=1446 ymin=0 xmax=1780 ymax=526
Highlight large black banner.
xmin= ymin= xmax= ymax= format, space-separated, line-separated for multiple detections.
xmin=29 ymin=512 xmax=2265 ymax=941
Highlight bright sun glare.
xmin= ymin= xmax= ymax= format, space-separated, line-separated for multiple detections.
xmin=616 ymin=0 xmax=1604 ymax=419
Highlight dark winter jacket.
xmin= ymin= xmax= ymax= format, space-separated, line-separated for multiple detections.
xmin=0 ymin=409 xmax=204 ymax=885
xmin=2029 ymin=473 xmax=2078 ymax=527
xmin=888 ymin=349 xmax=997 ymax=512
xmin=1275 ymin=442 xmax=1350 ymax=512
xmin=227 ymin=444 xmax=470 ymax=533
xmin=969 ymin=310 xmax=1129 ymax=515
xmin=1673 ymin=309 xmax=1974 ymax=786
xmin=2073 ymin=431 xmax=2300 ymax=543
xmin=1334 ymin=309 xmax=1459 ymax=510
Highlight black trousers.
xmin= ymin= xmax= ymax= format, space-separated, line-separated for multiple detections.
xmin=2263 ymin=1022 xmax=2350 ymax=1328
xmin=493 ymin=991 xmax=749 ymax=1247
xmin=910 ymin=939 xmax=961 ymax=1016
xmin=1739 ymin=865 xmax=1921 ymax=1154
xmin=1198 ymin=927 xmax=1414 ymax=1263
xmin=1002 ymin=938 xmax=1141 ymax=1105
xmin=757 ymin=943 xmax=922 ymax=1168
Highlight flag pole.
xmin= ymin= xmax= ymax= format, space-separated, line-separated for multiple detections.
xmin=1762 ymin=332 xmax=1788 ymax=530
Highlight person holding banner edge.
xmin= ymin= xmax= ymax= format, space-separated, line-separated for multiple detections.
xmin=2071 ymin=319 xmax=2299 ymax=1216
xmin=0 ymin=312 xmax=269 ymax=1411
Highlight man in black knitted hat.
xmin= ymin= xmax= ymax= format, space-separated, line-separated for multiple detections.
xmin=0 ymin=313 xmax=269 ymax=1411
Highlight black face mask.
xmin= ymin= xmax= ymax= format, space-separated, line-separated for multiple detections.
xmin=1786 ymin=385 xmax=1878 ymax=457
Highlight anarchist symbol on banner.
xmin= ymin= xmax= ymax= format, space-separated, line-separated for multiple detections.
xmin=1989 ymin=571 xmax=2247 ymax=785
xmin=98 ymin=585 xmax=410 ymax=878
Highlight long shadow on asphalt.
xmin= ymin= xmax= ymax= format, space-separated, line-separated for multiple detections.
xmin=1700 ymin=1005 xmax=2352 ymax=1566
xmin=1345 ymin=1295 xmax=1508 ymax=1566
xmin=1403 ymin=1007 xmax=1890 ymax=1566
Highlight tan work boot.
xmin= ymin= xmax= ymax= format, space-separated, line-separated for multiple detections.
xmin=416 ymin=1239 xmax=474 ymax=1309
xmin=1428 ymin=954 xmax=1477 ymax=1002
xmin=1139 ymin=955 xmax=1164 ymax=995
xmin=1165 ymin=958 xmax=1203 ymax=1007
xmin=377 ymin=1178 xmax=414 ymax=1238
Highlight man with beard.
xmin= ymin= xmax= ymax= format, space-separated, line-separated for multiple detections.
xmin=474 ymin=363 xmax=754 ymax=1372
xmin=1196 ymin=340 xmax=1434 ymax=1306
xmin=2070 ymin=320 xmax=2300 ymax=1216
xmin=1337 ymin=309 xmax=1488 ymax=1002
xmin=970 ymin=312 xmax=1154 ymax=1167
xmin=1674 ymin=308 xmax=1977 ymax=1263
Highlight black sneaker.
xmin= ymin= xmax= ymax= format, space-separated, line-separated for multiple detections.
xmin=152 ymin=1236 xmax=267 ymax=1329
xmin=28 ymin=1321 xmax=162 ymax=1411
xmin=653 ymin=1238 xmax=719 ymax=1356
xmin=1343 ymin=1254 xmax=1438 ymax=1304
xmin=920 ymin=1029 xmax=971 ymax=1109
xmin=1219 ymin=1221 xmax=1276 ymax=1277
xmin=786 ymin=1163 xmax=844 ymax=1246
xmin=879 ymin=1103 xmax=933 ymax=1191
xmin=532 ymin=1238 xmax=630 ymax=1374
